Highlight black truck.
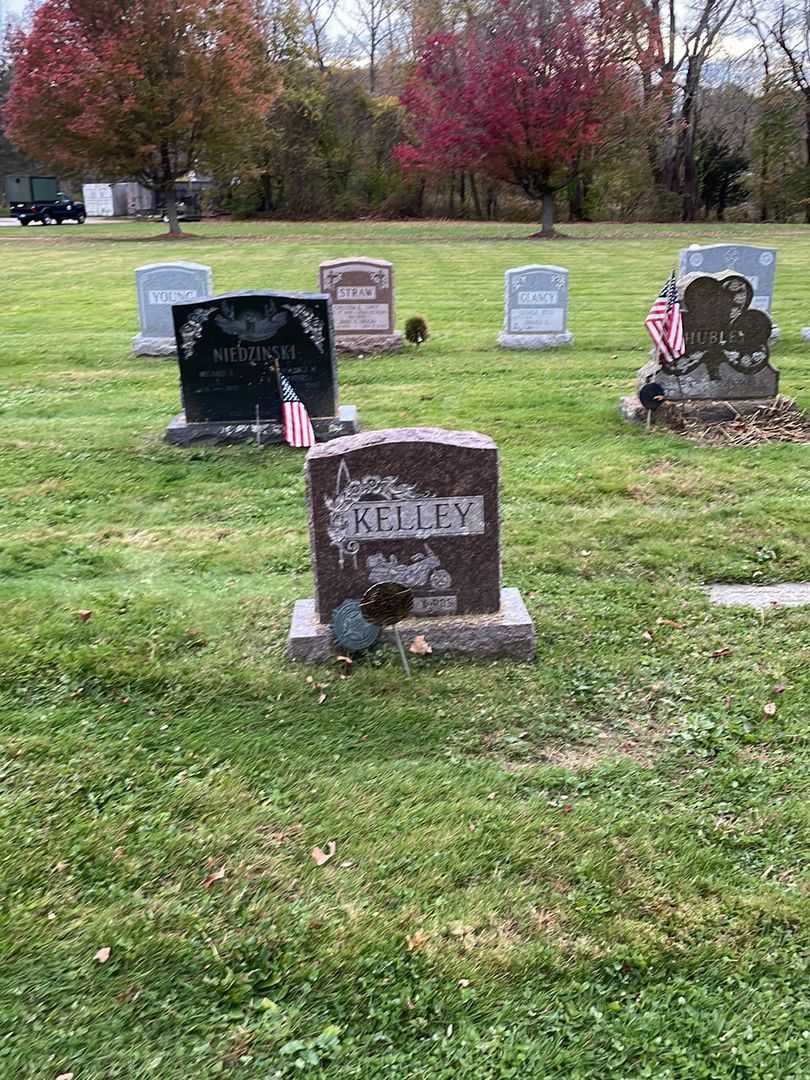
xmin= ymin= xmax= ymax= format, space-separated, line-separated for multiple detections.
xmin=5 ymin=175 xmax=86 ymax=225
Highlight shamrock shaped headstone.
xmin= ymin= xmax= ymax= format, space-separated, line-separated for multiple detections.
xmin=641 ymin=272 xmax=777 ymax=401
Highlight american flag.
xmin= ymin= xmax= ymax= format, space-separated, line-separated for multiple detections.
xmin=644 ymin=271 xmax=684 ymax=364
xmin=278 ymin=370 xmax=315 ymax=448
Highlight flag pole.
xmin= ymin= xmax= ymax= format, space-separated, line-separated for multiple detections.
xmin=273 ymin=359 xmax=284 ymax=445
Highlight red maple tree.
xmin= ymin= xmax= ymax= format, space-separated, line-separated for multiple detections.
xmin=397 ymin=1 xmax=634 ymax=236
xmin=4 ymin=0 xmax=272 ymax=234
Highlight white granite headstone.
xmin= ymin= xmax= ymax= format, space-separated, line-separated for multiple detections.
xmin=679 ymin=245 xmax=777 ymax=332
xmin=133 ymin=262 xmax=213 ymax=356
xmin=497 ymin=265 xmax=573 ymax=349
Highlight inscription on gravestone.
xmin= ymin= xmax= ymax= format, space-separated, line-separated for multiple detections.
xmin=679 ymin=244 xmax=776 ymax=316
xmin=319 ymin=257 xmax=403 ymax=354
xmin=639 ymin=272 xmax=777 ymax=401
xmin=164 ymin=291 xmax=358 ymax=444
xmin=133 ymin=262 xmax=212 ymax=356
xmin=497 ymin=265 xmax=573 ymax=349
xmin=287 ymin=428 xmax=536 ymax=661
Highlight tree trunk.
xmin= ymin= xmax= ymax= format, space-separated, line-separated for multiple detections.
xmin=529 ymin=191 xmax=555 ymax=237
xmin=164 ymin=187 xmax=182 ymax=236
xmin=568 ymin=175 xmax=587 ymax=221
xmin=468 ymin=173 xmax=483 ymax=219
xmin=159 ymin=142 xmax=181 ymax=236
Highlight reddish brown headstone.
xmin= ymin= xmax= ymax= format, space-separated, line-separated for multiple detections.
xmin=319 ymin=257 xmax=395 ymax=335
xmin=306 ymin=428 xmax=501 ymax=620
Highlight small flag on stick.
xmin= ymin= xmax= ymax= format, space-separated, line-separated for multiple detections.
xmin=276 ymin=365 xmax=315 ymax=448
xmin=644 ymin=271 xmax=684 ymax=364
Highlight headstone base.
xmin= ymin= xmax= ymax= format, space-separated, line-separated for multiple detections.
xmin=800 ymin=328 xmax=810 ymax=343
xmin=335 ymin=332 xmax=404 ymax=356
xmin=620 ymin=394 xmax=778 ymax=425
xmin=497 ymin=331 xmax=573 ymax=350
xmin=636 ymin=356 xmax=778 ymax=401
xmin=132 ymin=333 xmax=176 ymax=357
xmin=165 ymin=405 xmax=359 ymax=446
xmin=287 ymin=587 xmax=535 ymax=663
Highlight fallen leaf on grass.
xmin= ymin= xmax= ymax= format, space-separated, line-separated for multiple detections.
xmin=55 ymin=1074 xmax=74 ymax=1080
xmin=458 ymin=978 xmax=471 ymax=988
xmin=409 ymin=635 xmax=432 ymax=655
xmin=642 ymin=629 xmax=654 ymax=641
xmin=77 ymin=610 xmax=92 ymax=622
xmin=311 ymin=841 xmax=336 ymax=866
xmin=763 ymin=702 xmax=777 ymax=717
xmin=773 ymin=684 xmax=786 ymax=695
xmin=202 ymin=866 xmax=226 ymax=889
xmin=656 ymin=617 xmax=684 ymax=629
xmin=710 ymin=647 xmax=731 ymax=659
xmin=406 ymin=930 xmax=429 ymax=952
xmin=112 ymin=846 xmax=124 ymax=860
xmin=94 ymin=946 xmax=110 ymax=964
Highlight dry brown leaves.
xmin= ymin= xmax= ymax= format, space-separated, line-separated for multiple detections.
xmin=408 ymin=635 xmax=432 ymax=655
xmin=311 ymin=841 xmax=336 ymax=866
xmin=680 ymin=396 xmax=810 ymax=446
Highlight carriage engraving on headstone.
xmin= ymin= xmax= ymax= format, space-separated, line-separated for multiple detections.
xmin=287 ymin=428 xmax=535 ymax=661
xmin=679 ymin=244 xmax=777 ymax=337
xmin=497 ymin=265 xmax=573 ymax=350
xmin=319 ymin=257 xmax=403 ymax=355
xmin=132 ymin=262 xmax=212 ymax=356
xmin=164 ymin=290 xmax=358 ymax=444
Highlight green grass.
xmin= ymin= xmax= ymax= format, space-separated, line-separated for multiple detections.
xmin=2 ymin=219 xmax=810 ymax=1079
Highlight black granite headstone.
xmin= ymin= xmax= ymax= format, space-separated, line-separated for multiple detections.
xmin=165 ymin=291 xmax=358 ymax=445
xmin=172 ymin=291 xmax=336 ymax=422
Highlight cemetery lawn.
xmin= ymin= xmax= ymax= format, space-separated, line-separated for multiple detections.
xmin=4 ymin=219 xmax=810 ymax=1080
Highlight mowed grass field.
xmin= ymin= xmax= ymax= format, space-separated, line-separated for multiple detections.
xmin=2 ymin=219 xmax=810 ymax=1080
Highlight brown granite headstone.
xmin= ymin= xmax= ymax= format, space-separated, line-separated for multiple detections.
xmin=318 ymin=258 xmax=403 ymax=354
xmin=307 ymin=428 xmax=500 ymax=619
xmin=288 ymin=427 xmax=535 ymax=662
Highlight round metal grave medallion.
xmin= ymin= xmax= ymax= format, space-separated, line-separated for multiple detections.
xmin=331 ymin=599 xmax=380 ymax=652
xmin=360 ymin=582 xmax=414 ymax=627
xmin=639 ymin=381 xmax=666 ymax=411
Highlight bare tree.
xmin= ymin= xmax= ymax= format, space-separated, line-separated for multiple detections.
xmin=349 ymin=0 xmax=402 ymax=91
xmin=301 ymin=0 xmax=344 ymax=69
xmin=766 ymin=0 xmax=810 ymax=220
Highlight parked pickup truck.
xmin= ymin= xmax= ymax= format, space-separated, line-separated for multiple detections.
xmin=5 ymin=175 xmax=86 ymax=225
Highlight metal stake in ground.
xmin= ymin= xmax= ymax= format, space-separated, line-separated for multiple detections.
xmin=359 ymin=583 xmax=414 ymax=678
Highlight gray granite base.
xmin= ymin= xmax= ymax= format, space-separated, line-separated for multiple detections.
xmin=335 ymin=332 xmax=404 ymax=356
xmin=801 ymin=328 xmax=810 ymax=343
xmin=287 ymin=586 xmax=535 ymax=663
xmin=636 ymin=358 xmax=779 ymax=402
xmin=497 ymin=332 xmax=573 ymax=350
xmin=706 ymin=583 xmax=810 ymax=609
xmin=132 ymin=334 xmax=176 ymax=357
xmin=165 ymin=405 xmax=359 ymax=446
xmin=620 ymin=394 xmax=777 ymax=425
